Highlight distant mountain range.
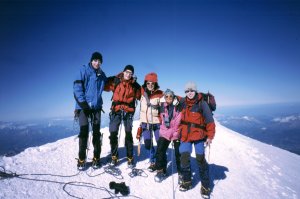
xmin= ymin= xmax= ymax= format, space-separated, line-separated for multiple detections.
xmin=0 ymin=103 xmax=299 ymax=156
xmin=216 ymin=103 xmax=300 ymax=155
xmin=0 ymin=118 xmax=77 ymax=156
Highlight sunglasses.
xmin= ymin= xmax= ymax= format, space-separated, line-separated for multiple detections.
xmin=164 ymin=95 xmax=173 ymax=99
xmin=147 ymin=82 xmax=155 ymax=86
xmin=185 ymin=90 xmax=196 ymax=94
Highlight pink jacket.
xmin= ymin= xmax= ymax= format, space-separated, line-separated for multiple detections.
xmin=159 ymin=102 xmax=182 ymax=141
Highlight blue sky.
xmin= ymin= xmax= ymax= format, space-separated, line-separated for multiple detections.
xmin=0 ymin=0 xmax=299 ymax=121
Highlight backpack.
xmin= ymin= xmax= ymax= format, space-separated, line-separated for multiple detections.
xmin=200 ymin=92 xmax=216 ymax=112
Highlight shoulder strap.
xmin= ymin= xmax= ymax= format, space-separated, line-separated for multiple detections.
xmin=110 ymin=77 xmax=121 ymax=101
xmin=113 ymin=77 xmax=121 ymax=91
xmin=143 ymin=91 xmax=151 ymax=106
xmin=143 ymin=90 xmax=160 ymax=110
xmin=159 ymin=103 xmax=165 ymax=113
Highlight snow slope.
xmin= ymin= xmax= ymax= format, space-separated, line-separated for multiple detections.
xmin=1 ymin=121 xmax=299 ymax=199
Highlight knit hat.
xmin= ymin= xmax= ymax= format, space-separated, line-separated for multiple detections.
xmin=145 ymin=72 xmax=158 ymax=83
xmin=185 ymin=81 xmax=197 ymax=92
xmin=164 ymin=89 xmax=175 ymax=97
xmin=90 ymin=52 xmax=103 ymax=63
xmin=123 ymin=65 xmax=134 ymax=74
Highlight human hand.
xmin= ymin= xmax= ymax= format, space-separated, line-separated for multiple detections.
xmin=83 ymin=108 xmax=92 ymax=118
xmin=205 ymin=138 xmax=212 ymax=147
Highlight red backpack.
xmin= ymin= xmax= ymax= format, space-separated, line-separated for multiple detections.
xmin=200 ymin=92 xmax=216 ymax=112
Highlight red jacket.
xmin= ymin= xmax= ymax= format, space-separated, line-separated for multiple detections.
xmin=179 ymin=93 xmax=215 ymax=142
xmin=104 ymin=72 xmax=141 ymax=113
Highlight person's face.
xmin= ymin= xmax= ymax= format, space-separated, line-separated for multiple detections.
xmin=164 ymin=94 xmax=173 ymax=105
xmin=185 ymin=89 xmax=196 ymax=99
xmin=91 ymin=59 xmax=101 ymax=69
xmin=146 ymin=81 xmax=155 ymax=91
xmin=123 ymin=70 xmax=133 ymax=80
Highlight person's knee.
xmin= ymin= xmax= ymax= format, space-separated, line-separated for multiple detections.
xmin=144 ymin=139 xmax=152 ymax=150
xmin=93 ymin=125 xmax=100 ymax=134
xmin=79 ymin=125 xmax=89 ymax=138
xmin=125 ymin=132 xmax=133 ymax=141
xmin=93 ymin=131 xmax=101 ymax=143
xmin=196 ymin=154 xmax=206 ymax=165
xmin=180 ymin=152 xmax=190 ymax=168
xmin=109 ymin=132 xmax=118 ymax=144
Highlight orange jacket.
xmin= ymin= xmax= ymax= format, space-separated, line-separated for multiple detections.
xmin=178 ymin=93 xmax=215 ymax=142
xmin=105 ymin=72 xmax=141 ymax=113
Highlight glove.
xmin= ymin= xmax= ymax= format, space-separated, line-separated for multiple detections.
xmin=136 ymin=126 xmax=142 ymax=141
xmin=205 ymin=138 xmax=212 ymax=147
xmin=80 ymin=101 xmax=92 ymax=117
xmin=109 ymin=181 xmax=129 ymax=196
xmin=83 ymin=108 xmax=92 ymax=118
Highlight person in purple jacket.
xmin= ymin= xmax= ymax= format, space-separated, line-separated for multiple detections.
xmin=154 ymin=89 xmax=182 ymax=183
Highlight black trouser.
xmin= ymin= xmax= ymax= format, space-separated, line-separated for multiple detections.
xmin=109 ymin=111 xmax=134 ymax=158
xmin=155 ymin=137 xmax=181 ymax=173
xmin=181 ymin=152 xmax=210 ymax=188
xmin=77 ymin=109 xmax=101 ymax=160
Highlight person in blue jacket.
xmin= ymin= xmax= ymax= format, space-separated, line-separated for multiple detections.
xmin=73 ymin=52 xmax=107 ymax=170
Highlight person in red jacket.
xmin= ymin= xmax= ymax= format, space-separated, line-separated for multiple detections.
xmin=104 ymin=65 xmax=141 ymax=167
xmin=178 ymin=82 xmax=215 ymax=198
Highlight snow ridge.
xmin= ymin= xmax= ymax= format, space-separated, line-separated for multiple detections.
xmin=0 ymin=121 xmax=299 ymax=199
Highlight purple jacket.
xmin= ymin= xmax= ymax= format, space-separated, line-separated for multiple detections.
xmin=159 ymin=102 xmax=182 ymax=141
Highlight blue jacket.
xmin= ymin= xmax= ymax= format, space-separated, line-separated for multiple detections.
xmin=73 ymin=64 xmax=107 ymax=110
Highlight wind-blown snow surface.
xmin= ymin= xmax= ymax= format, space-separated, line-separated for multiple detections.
xmin=1 ymin=121 xmax=299 ymax=199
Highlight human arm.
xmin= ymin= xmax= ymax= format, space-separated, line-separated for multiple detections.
xmin=201 ymin=101 xmax=216 ymax=143
xmin=104 ymin=76 xmax=116 ymax=92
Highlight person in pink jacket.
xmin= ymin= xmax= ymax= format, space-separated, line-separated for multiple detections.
xmin=154 ymin=89 xmax=182 ymax=183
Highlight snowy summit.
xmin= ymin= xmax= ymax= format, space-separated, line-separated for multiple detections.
xmin=1 ymin=121 xmax=300 ymax=199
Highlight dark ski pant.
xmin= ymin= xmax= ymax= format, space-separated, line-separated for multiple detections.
xmin=155 ymin=137 xmax=181 ymax=173
xmin=141 ymin=123 xmax=160 ymax=163
xmin=109 ymin=111 xmax=134 ymax=158
xmin=180 ymin=140 xmax=210 ymax=189
xmin=77 ymin=109 xmax=102 ymax=160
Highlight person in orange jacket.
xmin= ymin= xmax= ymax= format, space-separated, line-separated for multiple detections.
xmin=104 ymin=65 xmax=141 ymax=167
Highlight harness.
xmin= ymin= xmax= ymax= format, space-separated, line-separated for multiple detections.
xmin=180 ymin=121 xmax=206 ymax=130
xmin=180 ymin=95 xmax=206 ymax=132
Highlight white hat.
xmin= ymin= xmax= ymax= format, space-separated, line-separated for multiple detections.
xmin=185 ymin=81 xmax=197 ymax=91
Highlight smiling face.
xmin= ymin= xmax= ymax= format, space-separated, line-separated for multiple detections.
xmin=123 ymin=70 xmax=133 ymax=80
xmin=146 ymin=81 xmax=155 ymax=91
xmin=91 ymin=59 xmax=101 ymax=70
xmin=164 ymin=94 xmax=174 ymax=105
xmin=185 ymin=89 xmax=196 ymax=99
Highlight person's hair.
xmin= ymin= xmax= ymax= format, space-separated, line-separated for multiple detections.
xmin=90 ymin=52 xmax=103 ymax=63
xmin=164 ymin=89 xmax=174 ymax=97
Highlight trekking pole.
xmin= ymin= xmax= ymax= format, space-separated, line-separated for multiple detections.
xmin=207 ymin=144 xmax=211 ymax=163
xmin=149 ymin=106 xmax=154 ymax=164
xmin=171 ymin=142 xmax=175 ymax=199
